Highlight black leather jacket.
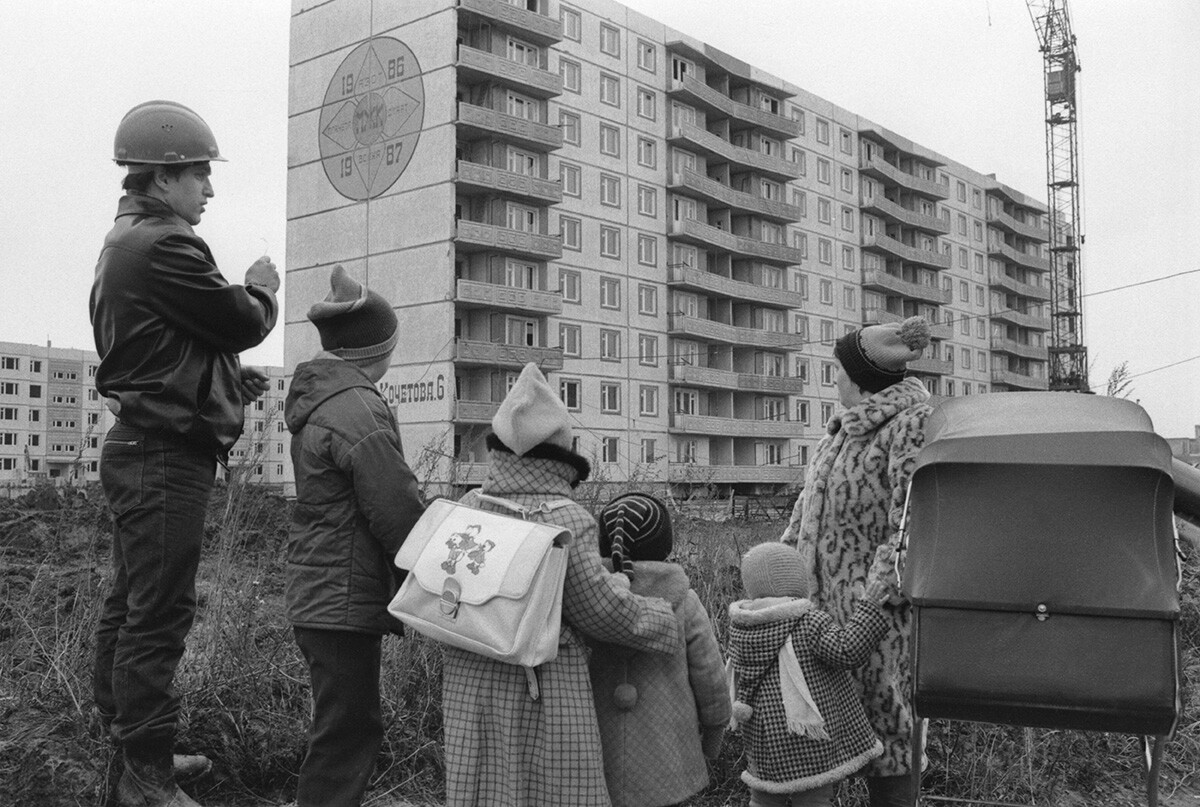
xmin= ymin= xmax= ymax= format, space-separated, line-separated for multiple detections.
xmin=90 ymin=194 xmax=278 ymax=453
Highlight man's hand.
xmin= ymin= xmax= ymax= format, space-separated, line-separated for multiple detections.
xmin=240 ymin=365 xmax=271 ymax=404
xmin=245 ymin=256 xmax=280 ymax=293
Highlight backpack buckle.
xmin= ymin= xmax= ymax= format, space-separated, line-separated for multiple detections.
xmin=440 ymin=578 xmax=462 ymax=620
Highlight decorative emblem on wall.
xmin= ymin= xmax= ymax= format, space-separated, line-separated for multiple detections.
xmin=318 ymin=36 xmax=424 ymax=200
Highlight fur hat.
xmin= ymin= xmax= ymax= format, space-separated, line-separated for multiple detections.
xmin=307 ymin=265 xmax=398 ymax=362
xmin=491 ymin=363 xmax=573 ymax=456
xmin=741 ymin=542 xmax=807 ymax=599
xmin=598 ymin=493 xmax=673 ymax=576
xmin=834 ymin=316 xmax=931 ymax=393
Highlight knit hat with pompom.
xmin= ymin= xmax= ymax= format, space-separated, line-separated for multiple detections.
xmin=834 ymin=316 xmax=931 ymax=393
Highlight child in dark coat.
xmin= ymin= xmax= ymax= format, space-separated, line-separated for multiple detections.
xmin=588 ymin=493 xmax=732 ymax=807
xmin=727 ymin=542 xmax=894 ymax=807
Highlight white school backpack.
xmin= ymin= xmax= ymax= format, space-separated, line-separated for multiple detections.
xmin=388 ymin=493 xmax=575 ymax=698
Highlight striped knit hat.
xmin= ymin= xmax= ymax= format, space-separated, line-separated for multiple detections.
xmin=598 ymin=493 xmax=673 ymax=578
xmin=307 ymin=264 xmax=398 ymax=362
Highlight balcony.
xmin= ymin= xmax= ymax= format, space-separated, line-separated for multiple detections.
xmin=668 ymin=122 xmax=801 ymax=182
xmin=669 ymin=363 xmax=805 ymax=395
xmin=667 ymin=264 xmax=804 ymax=309
xmin=987 ymin=208 xmax=1049 ymax=243
xmin=454 ymin=338 xmax=563 ymax=370
xmin=990 ymin=336 xmax=1047 ymax=360
xmin=455 ymin=219 xmax=562 ymax=260
xmin=908 ymin=356 xmax=954 ymax=375
xmin=454 ymin=399 xmax=501 ymax=424
xmin=667 ymin=75 xmax=801 ymax=140
xmin=457 ymin=102 xmax=562 ymax=152
xmin=455 ymin=279 xmax=563 ymax=316
xmin=861 ymin=269 xmax=952 ymax=306
xmin=861 ymin=193 xmax=950 ymax=235
xmin=455 ymin=160 xmax=562 ymax=205
xmin=670 ymin=412 xmax=796 ymax=439
xmin=668 ymin=314 xmax=794 ymax=349
xmin=988 ymin=240 xmax=1050 ymax=273
xmin=991 ymin=367 xmax=1049 ymax=391
xmin=858 ymin=153 xmax=949 ymax=200
xmin=668 ymin=218 xmax=804 ymax=266
xmin=991 ymin=307 xmax=1052 ymax=331
xmin=456 ymin=45 xmax=562 ymax=99
xmin=862 ymin=308 xmax=953 ymax=340
xmin=669 ymin=168 xmax=802 ymax=223
xmin=668 ymin=463 xmax=801 ymax=484
xmin=861 ymin=233 xmax=951 ymax=271
xmin=987 ymin=268 xmax=1052 ymax=301
xmin=457 ymin=0 xmax=562 ymax=45
xmin=449 ymin=461 xmax=489 ymax=484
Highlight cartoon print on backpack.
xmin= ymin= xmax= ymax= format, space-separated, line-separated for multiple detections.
xmin=442 ymin=525 xmax=496 ymax=575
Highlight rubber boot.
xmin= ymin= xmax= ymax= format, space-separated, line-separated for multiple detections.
xmin=116 ymin=747 xmax=203 ymax=807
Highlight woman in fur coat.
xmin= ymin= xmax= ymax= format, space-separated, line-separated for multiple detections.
xmin=780 ymin=317 xmax=934 ymax=807
xmin=441 ymin=364 xmax=681 ymax=807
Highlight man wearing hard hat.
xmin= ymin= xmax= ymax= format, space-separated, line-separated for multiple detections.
xmin=90 ymin=100 xmax=280 ymax=807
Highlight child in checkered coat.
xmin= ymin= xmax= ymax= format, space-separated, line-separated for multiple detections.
xmin=727 ymin=541 xmax=895 ymax=807
xmin=589 ymin=493 xmax=732 ymax=807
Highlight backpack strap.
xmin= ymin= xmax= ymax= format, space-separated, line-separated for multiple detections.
xmin=473 ymin=493 xmax=575 ymax=522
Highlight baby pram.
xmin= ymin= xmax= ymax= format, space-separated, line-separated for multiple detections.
xmin=899 ymin=392 xmax=1182 ymax=806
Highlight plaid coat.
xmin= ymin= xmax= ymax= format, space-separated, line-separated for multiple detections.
xmin=727 ymin=597 xmax=887 ymax=793
xmin=780 ymin=378 xmax=931 ymax=777
xmin=588 ymin=561 xmax=731 ymax=807
xmin=442 ymin=450 xmax=682 ymax=807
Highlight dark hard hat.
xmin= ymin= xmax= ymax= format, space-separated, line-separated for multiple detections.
xmin=113 ymin=100 xmax=226 ymax=165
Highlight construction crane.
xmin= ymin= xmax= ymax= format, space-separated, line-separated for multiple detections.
xmin=1026 ymin=0 xmax=1089 ymax=392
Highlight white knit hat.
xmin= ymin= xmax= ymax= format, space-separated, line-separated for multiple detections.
xmin=491 ymin=363 xmax=573 ymax=456
xmin=741 ymin=542 xmax=807 ymax=599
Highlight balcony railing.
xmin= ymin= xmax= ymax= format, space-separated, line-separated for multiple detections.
xmin=457 ymin=0 xmax=562 ymax=44
xmin=668 ymin=314 xmax=794 ymax=349
xmin=858 ymin=153 xmax=949 ymax=199
xmin=986 ymin=207 xmax=1049 ymax=243
xmin=670 ymin=412 xmax=796 ymax=439
xmin=667 ymin=463 xmax=801 ymax=484
xmin=455 ymin=160 xmax=562 ymax=204
xmin=988 ymin=240 xmax=1050 ymax=273
xmin=455 ymin=219 xmax=562 ymax=260
xmin=990 ymin=307 xmax=1052 ymax=331
xmin=991 ymin=367 xmax=1049 ymax=390
xmin=667 ymin=264 xmax=804 ymax=309
xmin=861 ymin=233 xmax=951 ymax=271
xmin=667 ymin=75 xmax=801 ymax=139
xmin=456 ymin=45 xmax=562 ymax=98
xmin=668 ymin=218 xmax=804 ymax=266
xmin=668 ymin=122 xmax=801 ymax=182
xmin=457 ymin=102 xmax=562 ymax=151
xmin=669 ymin=168 xmax=802 ymax=223
xmin=454 ymin=338 xmax=563 ymax=370
xmin=669 ymin=363 xmax=805 ymax=395
xmin=990 ymin=335 xmax=1048 ymax=360
xmin=861 ymin=193 xmax=950 ymax=235
xmin=861 ymin=268 xmax=952 ymax=305
xmin=908 ymin=356 xmax=954 ymax=375
xmin=987 ymin=267 xmax=1052 ymax=301
xmin=454 ymin=399 xmax=501 ymax=423
xmin=455 ymin=279 xmax=563 ymax=315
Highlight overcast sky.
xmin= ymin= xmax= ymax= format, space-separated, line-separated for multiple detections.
xmin=1 ymin=1 xmax=1196 ymax=436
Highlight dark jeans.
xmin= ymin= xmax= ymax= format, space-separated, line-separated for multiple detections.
xmin=294 ymin=627 xmax=384 ymax=807
xmin=93 ymin=423 xmax=215 ymax=754
xmin=867 ymin=773 xmax=918 ymax=807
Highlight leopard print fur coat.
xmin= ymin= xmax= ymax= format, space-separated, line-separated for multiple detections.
xmin=780 ymin=377 xmax=932 ymax=778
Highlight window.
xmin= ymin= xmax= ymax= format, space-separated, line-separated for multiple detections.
xmin=600 ymin=225 xmax=620 ymax=258
xmin=560 ymin=215 xmax=581 ymax=250
xmin=637 ymin=136 xmax=656 ymax=168
xmin=637 ymin=234 xmax=657 ymax=266
xmin=602 ymin=436 xmax=619 ymax=463
xmin=817 ymin=198 xmax=832 ymax=224
xmin=599 ymin=123 xmax=620 ymax=157
xmin=815 ymin=118 xmax=830 ymax=144
xmin=671 ymin=55 xmax=693 ymax=81
xmin=791 ymin=105 xmax=805 ymax=134
xmin=978 ymin=351 xmax=988 ymax=371
xmin=640 ymin=437 xmax=657 ymax=462
xmin=674 ymin=389 xmax=697 ymax=415
xmin=506 ymin=259 xmax=537 ymax=290
xmin=841 ymin=206 xmax=855 ymax=232
xmin=957 ymin=213 xmax=967 ymax=236
xmin=637 ymin=284 xmax=657 ymax=315
xmin=818 ymin=238 xmax=832 ymax=265
xmin=600 ymin=329 xmax=620 ymax=361
xmin=507 ymin=36 xmax=539 ymax=66
xmin=560 ymin=58 xmax=581 ymax=93
xmin=794 ymin=315 xmax=809 ymax=341
xmin=960 ymin=315 xmax=971 ymax=335
xmin=792 ymin=148 xmax=806 ymax=175
xmin=821 ymin=402 xmax=834 ymax=423
xmin=559 ymin=378 xmax=581 ymax=410
xmin=840 ymin=167 xmax=853 ymax=193
xmin=841 ymin=245 xmax=855 ymax=270
xmin=959 ymin=280 xmax=969 ymax=302
xmin=559 ymin=324 xmax=581 ymax=357
xmin=636 ymin=87 xmax=656 ymax=120
xmin=820 ymin=319 xmax=834 ymax=343
xmin=795 ymin=400 xmax=811 ymax=425
xmin=839 ymin=128 xmax=853 ymax=155
xmin=506 ymin=202 xmax=537 ymax=232
xmin=819 ymin=279 xmax=834 ymax=305
xmin=561 ymin=6 xmax=581 ymax=40
xmin=961 ymin=347 xmax=972 ymax=369
xmin=973 ymin=220 xmax=983 ymax=242
xmin=637 ymin=39 xmax=656 ymax=72
xmin=28 ymin=384 xmax=41 ymax=398
xmin=675 ymin=439 xmax=697 ymax=464
xmin=817 ymin=158 xmax=830 ymax=184
xmin=599 ymin=23 xmax=620 ymax=57
xmin=821 ymin=362 xmax=836 ymax=385
xmin=599 ymin=73 xmax=620 ymax=106
xmin=30 ymin=360 xmax=40 ymax=373
xmin=637 ymin=184 xmax=657 ymax=217
xmin=843 ymin=287 xmax=856 ymax=310
xmin=0 ymin=407 xmax=17 ymax=421
xmin=795 ymin=358 xmax=809 ymax=383
xmin=974 ymin=253 xmax=985 ymax=274
xmin=559 ymin=110 xmax=580 ymax=145
xmin=600 ymin=173 xmax=620 ymax=206
xmin=0 ymin=357 xmax=17 ymax=370
xmin=958 ymin=247 xmax=968 ymax=270
xmin=639 ymin=385 xmax=659 ymax=416
xmin=972 ymin=188 xmax=982 ymax=209
xmin=506 ymin=91 xmax=538 ymax=121
xmin=957 ymin=180 xmax=967 ymax=202
xmin=559 ymin=161 xmax=581 ymax=196
xmin=0 ymin=382 xmax=17 ymax=396
xmin=976 ymin=319 xmax=986 ymax=339
xmin=506 ymin=317 xmax=537 ymax=347
xmin=600 ymin=382 xmax=621 ymax=413
xmin=638 ymin=334 xmax=658 ymax=366
xmin=975 ymin=285 xmax=985 ymax=306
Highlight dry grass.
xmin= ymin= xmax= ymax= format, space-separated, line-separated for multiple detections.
xmin=1 ymin=480 xmax=1198 ymax=806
